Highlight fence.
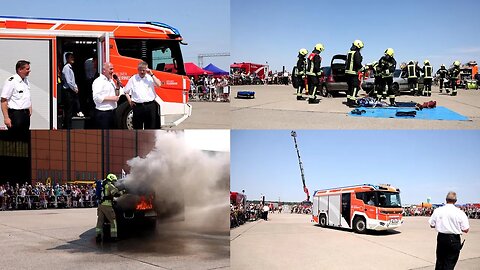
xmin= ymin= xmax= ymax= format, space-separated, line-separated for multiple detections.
xmin=0 ymin=194 xmax=98 ymax=211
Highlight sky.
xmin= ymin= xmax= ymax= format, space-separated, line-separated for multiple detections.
xmin=183 ymin=129 xmax=230 ymax=152
xmin=231 ymin=0 xmax=480 ymax=72
xmin=1 ymin=0 xmax=230 ymax=70
xmin=231 ymin=130 xmax=480 ymax=205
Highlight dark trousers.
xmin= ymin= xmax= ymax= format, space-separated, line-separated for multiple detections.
xmin=95 ymin=109 xmax=115 ymax=129
xmin=380 ymin=77 xmax=395 ymax=104
xmin=346 ymin=74 xmax=359 ymax=102
xmin=374 ymin=76 xmax=384 ymax=97
xmin=408 ymin=77 xmax=419 ymax=93
xmin=450 ymin=79 xmax=457 ymax=95
xmin=307 ymin=75 xmax=319 ymax=99
xmin=296 ymin=75 xmax=305 ymax=95
xmin=132 ymin=101 xmax=158 ymax=129
xmin=7 ymin=108 xmax=30 ymax=132
xmin=439 ymin=78 xmax=445 ymax=89
xmin=435 ymin=233 xmax=462 ymax=270
xmin=424 ymin=78 xmax=432 ymax=96
xmin=62 ymin=88 xmax=80 ymax=129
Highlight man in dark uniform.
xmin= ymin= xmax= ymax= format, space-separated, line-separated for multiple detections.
xmin=295 ymin=48 xmax=308 ymax=100
xmin=378 ymin=48 xmax=397 ymax=106
xmin=345 ymin=40 xmax=364 ymax=107
xmin=448 ymin=61 xmax=461 ymax=96
xmin=365 ymin=61 xmax=383 ymax=100
xmin=306 ymin=43 xmax=324 ymax=104
xmin=422 ymin=60 xmax=434 ymax=96
xmin=1 ymin=60 xmax=32 ymax=133
xmin=404 ymin=60 xmax=422 ymax=96
xmin=429 ymin=191 xmax=469 ymax=270
xmin=436 ymin=64 xmax=448 ymax=93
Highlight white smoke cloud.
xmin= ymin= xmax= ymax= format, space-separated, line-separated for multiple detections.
xmin=121 ymin=131 xmax=230 ymax=235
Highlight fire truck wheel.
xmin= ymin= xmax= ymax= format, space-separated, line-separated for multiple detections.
xmin=353 ymin=217 xmax=367 ymax=234
xmin=319 ymin=214 xmax=327 ymax=227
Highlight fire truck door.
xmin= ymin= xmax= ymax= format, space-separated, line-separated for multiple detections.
xmin=98 ymin=33 xmax=110 ymax=65
xmin=341 ymin=193 xmax=351 ymax=227
xmin=328 ymin=194 xmax=341 ymax=226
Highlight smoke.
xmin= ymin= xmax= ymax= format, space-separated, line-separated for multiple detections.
xmin=121 ymin=131 xmax=230 ymax=235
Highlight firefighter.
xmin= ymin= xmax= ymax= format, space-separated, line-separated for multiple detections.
xmin=378 ymin=48 xmax=397 ymax=106
xmin=345 ymin=40 xmax=364 ymax=107
xmin=95 ymin=173 xmax=123 ymax=243
xmin=404 ymin=60 xmax=422 ymax=96
xmin=306 ymin=43 xmax=324 ymax=104
xmin=422 ymin=60 xmax=434 ymax=96
xmin=365 ymin=61 xmax=383 ymax=100
xmin=448 ymin=61 xmax=461 ymax=96
xmin=295 ymin=48 xmax=308 ymax=100
xmin=436 ymin=64 xmax=448 ymax=93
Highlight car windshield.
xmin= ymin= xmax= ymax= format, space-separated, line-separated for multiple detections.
xmin=394 ymin=69 xmax=401 ymax=77
xmin=376 ymin=191 xmax=402 ymax=207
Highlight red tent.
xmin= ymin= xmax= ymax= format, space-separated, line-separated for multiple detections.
xmin=184 ymin=62 xmax=213 ymax=76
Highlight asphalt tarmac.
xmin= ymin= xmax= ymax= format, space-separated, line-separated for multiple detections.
xmin=170 ymin=101 xmax=230 ymax=129
xmin=231 ymin=213 xmax=480 ymax=270
xmin=0 ymin=208 xmax=229 ymax=270
xmin=231 ymin=85 xmax=480 ymax=129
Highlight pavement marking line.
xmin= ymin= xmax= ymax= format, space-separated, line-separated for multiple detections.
xmin=230 ymin=220 xmax=263 ymax=242
xmin=231 ymin=100 xmax=289 ymax=111
xmin=206 ymin=266 xmax=229 ymax=270
xmin=0 ymin=222 xmax=172 ymax=270
xmin=354 ymin=234 xmax=435 ymax=265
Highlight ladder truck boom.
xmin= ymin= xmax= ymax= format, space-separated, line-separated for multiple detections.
xmin=291 ymin=131 xmax=310 ymax=202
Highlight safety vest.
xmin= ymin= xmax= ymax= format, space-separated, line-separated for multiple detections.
xmin=306 ymin=53 xmax=321 ymax=76
xmin=101 ymin=181 xmax=116 ymax=206
xmin=424 ymin=65 xmax=433 ymax=79
xmin=345 ymin=51 xmax=357 ymax=75
xmin=297 ymin=57 xmax=307 ymax=76
xmin=407 ymin=64 xmax=417 ymax=78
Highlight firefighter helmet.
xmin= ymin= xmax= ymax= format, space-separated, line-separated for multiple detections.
xmin=353 ymin=40 xmax=364 ymax=49
xmin=424 ymin=60 xmax=430 ymax=65
xmin=454 ymin=60 xmax=461 ymax=67
xmin=299 ymin=48 xmax=308 ymax=56
xmin=106 ymin=173 xmax=117 ymax=182
xmin=409 ymin=60 xmax=414 ymax=65
xmin=385 ymin=48 xmax=394 ymax=57
xmin=441 ymin=64 xmax=445 ymax=68
xmin=314 ymin=43 xmax=324 ymax=52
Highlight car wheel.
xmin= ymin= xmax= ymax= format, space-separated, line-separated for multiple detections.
xmin=353 ymin=217 xmax=367 ymax=234
xmin=392 ymin=83 xmax=400 ymax=95
xmin=319 ymin=214 xmax=327 ymax=227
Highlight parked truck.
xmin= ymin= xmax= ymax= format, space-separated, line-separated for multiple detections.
xmin=0 ymin=16 xmax=192 ymax=129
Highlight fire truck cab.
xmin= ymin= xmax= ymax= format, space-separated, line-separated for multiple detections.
xmin=0 ymin=16 xmax=192 ymax=129
xmin=312 ymin=184 xmax=403 ymax=233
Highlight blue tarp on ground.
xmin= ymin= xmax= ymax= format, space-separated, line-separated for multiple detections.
xmin=203 ymin=63 xmax=229 ymax=75
xmin=349 ymin=106 xmax=470 ymax=121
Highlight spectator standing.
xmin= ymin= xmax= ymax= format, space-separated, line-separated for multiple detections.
xmin=429 ymin=191 xmax=470 ymax=270
xmin=1 ymin=60 xmax=32 ymax=132
xmin=124 ymin=61 xmax=162 ymax=129
xmin=92 ymin=62 xmax=121 ymax=129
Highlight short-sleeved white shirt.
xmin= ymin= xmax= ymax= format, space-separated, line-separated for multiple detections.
xmin=1 ymin=74 xmax=32 ymax=109
xmin=92 ymin=74 xmax=121 ymax=111
xmin=428 ymin=204 xmax=470 ymax=234
xmin=124 ymin=74 xmax=156 ymax=103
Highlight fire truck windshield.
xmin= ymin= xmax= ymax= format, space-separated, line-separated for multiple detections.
xmin=376 ymin=191 xmax=402 ymax=208
xmin=115 ymin=39 xmax=185 ymax=75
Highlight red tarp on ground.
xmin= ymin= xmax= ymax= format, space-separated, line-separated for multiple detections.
xmin=184 ymin=62 xmax=213 ymax=76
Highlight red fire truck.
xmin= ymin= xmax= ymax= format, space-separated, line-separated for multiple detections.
xmin=312 ymin=184 xmax=403 ymax=233
xmin=230 ymin=62 xmax=268 ymax=80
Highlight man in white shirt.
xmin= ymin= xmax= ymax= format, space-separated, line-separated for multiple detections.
xmin=92 ymin=62 xmax=121 ymax=129
xmin=124 ymin=61 xmax=162 ymax=129
xmin=429 ymin=191 xmax=470 ymax=270
xmin=1 ymin=60 xmax=32 ymax=132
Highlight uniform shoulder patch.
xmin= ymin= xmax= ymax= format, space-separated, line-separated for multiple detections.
xmin=8 ymin=77 xmax=14 ymax=81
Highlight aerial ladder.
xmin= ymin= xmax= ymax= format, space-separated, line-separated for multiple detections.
xmin=290 ymin=131 xmax=310 ymax=202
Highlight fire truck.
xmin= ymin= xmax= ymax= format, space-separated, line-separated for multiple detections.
xmin=312 ymin=184 xmax=403 ymax=233
xmin=230 ymin=62 xmax=268 ymax=84
xmin=0 ymin=16 xmax=192 ymax=129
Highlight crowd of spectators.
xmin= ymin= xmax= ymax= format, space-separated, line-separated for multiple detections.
xmin=230 ymin=70 xmax=291 ymax=86
xmin=0 ymin=182 xmax=98 ymax=210
xmin=189 ymin=75 xmax=230 ymax=102
xmin=290 ymin=204 xmax=312 ymax=215
xmin=402 ymin=205 xmax=480 ymax=219
xmin=230 ymin=202 xmax=283 ymax=228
